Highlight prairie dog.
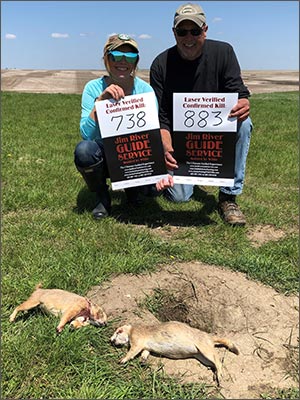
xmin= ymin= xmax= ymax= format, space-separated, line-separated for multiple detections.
xmin=110 ymin=321 xmax=239 ymax=385
xmin=9 ymin=283 xmax=107 ymax=332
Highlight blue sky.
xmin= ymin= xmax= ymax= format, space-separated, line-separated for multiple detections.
xmin=1 ymin=1 xmax=299 ymax=70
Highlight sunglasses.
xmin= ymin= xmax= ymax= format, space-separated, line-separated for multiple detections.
xmin=175 ymin=28 xmax=203 ymax=37
xmin=108 ymin=50 xmax=139 ymax=63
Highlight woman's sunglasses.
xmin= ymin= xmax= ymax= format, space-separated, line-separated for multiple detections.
xmin=175 ymin=28 xmax=203 ymax=37
xmin=108 ymin=50 xmax=139 ymax=63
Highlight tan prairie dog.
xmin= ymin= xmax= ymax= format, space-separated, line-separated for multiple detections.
xmin=110 ymin=321 xmax=239 ymax=385
xmin=9 ymin=283 xmax=107 ymax=333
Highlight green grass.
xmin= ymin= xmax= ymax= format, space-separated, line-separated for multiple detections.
xmin=2 ymin=91 xmax=299 ymax=399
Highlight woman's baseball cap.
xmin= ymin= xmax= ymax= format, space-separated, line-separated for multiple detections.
xmin=173 ymin=3 xmax=206 ymax=28
xmin=104 ymin=34 xmax=139 ymax=54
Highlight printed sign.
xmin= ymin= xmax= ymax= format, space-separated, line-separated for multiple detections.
xmin=96 ymin=92 xmax=167 ymax=190
xmin=173 ymin=93 xmax=238 ymax=186
xmin=173 ymin=93 xmax=238 ymax=132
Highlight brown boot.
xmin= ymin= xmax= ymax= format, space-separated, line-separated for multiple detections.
xmin=218 ymin=193 xmax=246 ymax=226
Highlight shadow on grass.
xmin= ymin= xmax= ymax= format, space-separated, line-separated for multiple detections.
xmin=10 ymin=307 xmax=46 ymax=323
xmin=73 ymin=186 xmax=218 ymax=227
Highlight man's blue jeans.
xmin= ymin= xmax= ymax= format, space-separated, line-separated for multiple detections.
xmin=164 ymin=117 xmax=253 ymax=202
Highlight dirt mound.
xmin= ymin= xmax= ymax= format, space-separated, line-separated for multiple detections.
xmin=88 ymin=262 xmax=298 ymax=399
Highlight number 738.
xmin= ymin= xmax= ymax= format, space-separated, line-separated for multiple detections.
xmin=111 ymin=111 xmax=147 ymax=131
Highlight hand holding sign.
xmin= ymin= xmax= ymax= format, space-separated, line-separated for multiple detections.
xmin=95 ymin=92 xmax=167 ymax=190
xmin=95 ymin=84 xmax=126 ymax=102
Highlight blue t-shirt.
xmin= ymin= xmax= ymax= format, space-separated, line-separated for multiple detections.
xmin=80 ymin=76 xmax=155 ymax=141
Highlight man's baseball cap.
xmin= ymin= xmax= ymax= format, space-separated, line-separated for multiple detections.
xmin=173 ymin=3 xmax=206 ymax=28
xmin=104 ymin=34 xmax=139 ymax=54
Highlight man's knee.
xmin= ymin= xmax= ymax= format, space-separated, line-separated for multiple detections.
xmin=163 ymin=184 xmax=193 ymax=203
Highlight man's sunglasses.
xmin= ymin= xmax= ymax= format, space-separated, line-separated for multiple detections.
xmin=108 ymin=50 xmax=139 ymax=63
xmin=175 ymin=28 xmax=203 ymax=37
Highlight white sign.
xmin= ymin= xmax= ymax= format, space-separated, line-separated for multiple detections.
xmin=172 ymin=173 xmax=235 ymax=187
xmin=95 ymin=92 xmax=167 ymax=190
xmin=95 ymin=92 xmax=160 ymax=137
xmin=173 ymin=93 xmax=238 ymax=132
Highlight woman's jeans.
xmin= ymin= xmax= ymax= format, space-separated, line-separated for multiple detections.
xmin=164 ymin=117 xmax=253 ymax=202
xmin=74 ymin=139 xmax=105 ymax=170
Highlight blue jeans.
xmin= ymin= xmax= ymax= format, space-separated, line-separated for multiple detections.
xmin=164 ymin=117 xmax=253 ymax=202
xmin=74 ymin=139 xmax=105 ymax=169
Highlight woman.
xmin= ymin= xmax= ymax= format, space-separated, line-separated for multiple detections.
xmin=74 ymin=34 xmax=156 ymax=220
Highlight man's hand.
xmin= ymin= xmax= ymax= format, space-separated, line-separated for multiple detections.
xmin=229 ymin=98 xmax=250 ymax=122
xmin=164 ymin=151 xmax=178 ymax=170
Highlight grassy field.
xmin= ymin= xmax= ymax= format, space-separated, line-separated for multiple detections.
xmin=2 ymin=91 xmax=299 ymax=399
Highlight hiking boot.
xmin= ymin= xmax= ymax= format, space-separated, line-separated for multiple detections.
xmin=218 ymin=193 xmax=246 ymax=226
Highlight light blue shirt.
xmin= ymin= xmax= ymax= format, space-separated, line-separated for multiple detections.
xmin=80 ymin=76 xmax=156 ymax=141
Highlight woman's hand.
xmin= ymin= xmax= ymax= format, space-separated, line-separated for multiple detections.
xmin=91 ymin=84 xmax=125 ymax=121
xmin=156 ymin=174 xmax=174 ymax=191
xmin=95 ymin=85 xmax=125 ymax=102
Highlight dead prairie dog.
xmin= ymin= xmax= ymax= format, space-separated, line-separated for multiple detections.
xmin=9 ymin=283 xmax=107 ymax=333
xmin=110 ymin=321 xmax=239 ymax=385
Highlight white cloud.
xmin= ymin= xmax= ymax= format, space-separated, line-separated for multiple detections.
xmin=213 ymin=17 xmax=222 ymax=23
xmin=6 ymin=33 xmax=16 ymax=39
xmin=51 ymin=33 xmax=69 ymax=38
xmin=138 ymin=34 xmax=152 ymax=39
xmin=108 ymin=32 xmax=137 ymax=40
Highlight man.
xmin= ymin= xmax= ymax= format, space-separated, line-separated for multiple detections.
xmin=150 ymin=3 xmax=253 ymax=226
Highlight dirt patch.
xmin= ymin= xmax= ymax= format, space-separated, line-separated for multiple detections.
xmin=150 ymin=223 xmax=294 ymax=249
xmin=246 ymin=224 xmax=288 ymax=248
xmin=88 ymin=262 xmax=299 ymax=399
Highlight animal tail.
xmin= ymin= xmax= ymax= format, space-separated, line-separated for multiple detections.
xmin=35 ymin=282 xmax=43 ymax=290
xmin=213 ymin=337 xmax=239 ymax=355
